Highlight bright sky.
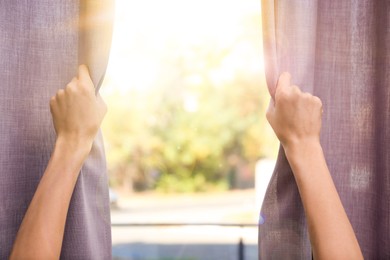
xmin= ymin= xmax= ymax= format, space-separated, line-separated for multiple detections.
xmin=102 ymin=0 xmax=263 ymax=95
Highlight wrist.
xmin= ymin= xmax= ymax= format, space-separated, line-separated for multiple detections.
xmin=55 ymin=135 xmax=93 ymax=161
xmin=283 ymin=137 xmax=321 ymax=153
xmin=283 ymin=138 xmax=323 ymax=169
xmin=47 ymin=136 xmax=92 ymax=179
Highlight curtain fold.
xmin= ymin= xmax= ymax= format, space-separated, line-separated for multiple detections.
xmin=0 ymin=1 xmax=115 ymax=259
xmin=259 ymin=1 xmax=390 ymax=259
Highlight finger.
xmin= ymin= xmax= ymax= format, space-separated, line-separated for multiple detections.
xmin=56 ymin=89 xmax=65 ymax=99
xmin=54 ymin=89 xmax=65 ymax=107
xmin=276 ymin=72 xmax=291 ymax=95
xmin=49 ymin=96 xmax=57 ymax=112
xmin=269 ymin=73 xmax=290 ymax=101
xmin=78 ymin=64 xmax=93 ymax=85
xmin=65 ymin=77 xmax=78 ymax=91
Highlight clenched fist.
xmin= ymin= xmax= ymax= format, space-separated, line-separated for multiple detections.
xmin=266 ymin=72 xmax=323 ymax=149
xmin=50 ymin=65 xmax=107 ymax=153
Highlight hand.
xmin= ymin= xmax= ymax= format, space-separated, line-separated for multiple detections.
xmin=266 ymin=72 xmax=323 ymax=149
xmin=50 ymin=65 xmax=107 ymax=152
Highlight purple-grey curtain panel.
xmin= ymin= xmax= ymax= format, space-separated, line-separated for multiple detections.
xmin=259 ymin=1 xmax=389 ymax=259
xmin=0 ymin=1 xmax=115 ymax=259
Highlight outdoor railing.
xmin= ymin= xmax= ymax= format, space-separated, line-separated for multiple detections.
xmin=111 ymin=222 xmax=258 ymax=260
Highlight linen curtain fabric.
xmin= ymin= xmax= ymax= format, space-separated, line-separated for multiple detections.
xmin=259 ymin=0 xmax=390 ymax=259
xmin=0 ymin=1 xmax=114 ymax=259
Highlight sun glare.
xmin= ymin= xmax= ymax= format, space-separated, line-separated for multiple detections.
xmin=102 ymin=0 xmax=263 ymax=95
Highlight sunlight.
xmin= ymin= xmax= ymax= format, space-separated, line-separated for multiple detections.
xmin=100 ymin=0 xmax=278 ymax=196
xmin=103 ymin=0 xmax=263 ymax=95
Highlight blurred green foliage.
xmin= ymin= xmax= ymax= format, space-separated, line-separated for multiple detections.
xmin=101 ymin=8 xmax=278 ymax=192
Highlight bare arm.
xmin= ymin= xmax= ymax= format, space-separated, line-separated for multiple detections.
xmin=10 ymin=65 xmax=107 ymax=260
xmin=266 ymin=73 xmax=363 ymax=260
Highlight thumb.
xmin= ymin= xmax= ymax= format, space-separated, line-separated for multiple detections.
xmin=275 ymin=72 xmax=291 ymax=99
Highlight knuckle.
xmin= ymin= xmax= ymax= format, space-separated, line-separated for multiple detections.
xmin=276 ymin=87 xmax=287 ymax=100
xmin=79 ymin=79 xmax=93 ymax=89
xmin=311 ymin=96 xmax=322 ymax=108
xmin=291 ymin=85 xmax=301 ymax=93
xmin=314 ymin=96 xmax=322 ymax=106
xmin=288 ymin=86 xmax=301 ymax=100
xmin=291 ymin=84 xmax=298 ymax=91
xmin=65 ymin=84 xmax=75 ymax=94
xmin=78 ymin=81 xmax=88 ymax=89
xmin=56 ymin=89 xmax=65 ymax=97
xmin=301 ymin=92 xmax=314 ymax=103
xmin=66 ymin=79 xmax=77 ymax=88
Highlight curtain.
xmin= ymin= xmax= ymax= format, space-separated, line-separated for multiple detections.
xmin=0 ymin=1 xmax=114 ymax=259
xmin=259 ymin=1 xmax=390 ymax=259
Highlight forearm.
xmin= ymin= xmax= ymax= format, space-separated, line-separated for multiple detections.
xmin=285 ymin=141 xmax=363 ymax=260
xmin=10 ymin=138 xmax=90 ymax=260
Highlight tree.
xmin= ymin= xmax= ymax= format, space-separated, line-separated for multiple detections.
xmin=101 ymin=7 xmax=278 ymax=192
